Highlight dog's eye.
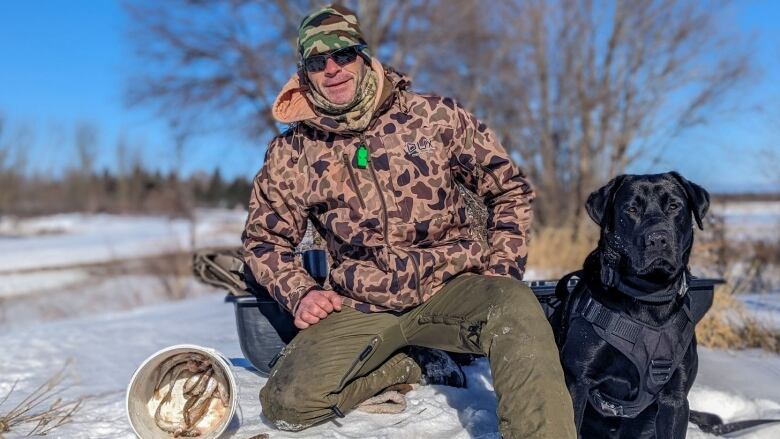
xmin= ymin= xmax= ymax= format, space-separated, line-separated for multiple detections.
xmin=668 ymin=202 xmax=680 ymax=211
xmin=627 ymin=206 xmax=638 ymax=214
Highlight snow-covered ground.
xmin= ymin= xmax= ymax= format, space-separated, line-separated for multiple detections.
xmin=741 ymin=293 xmax=780 ymax=330
xmin=0 ymin=209 xmax=246 ymax=273
xmin=711 ymin=200 xmax=780 ymax=242
xmin=0 ymin=209 xmax=246 ymax=328
xmin=0 ymin=204 xmax=778 ymax=438
xmin=1 ymin=293 xmax=780 ymax=439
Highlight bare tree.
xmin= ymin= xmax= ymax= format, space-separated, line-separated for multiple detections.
xmin=759 ymin=146 xmax=780 ymax=189
xmin=485 ymin=0 xmax=750 ymax=228
xmin=114 ymin=134 xmax=132 ymax=214
xmin=0 ymin=114 xmax=9 ymax=213
xmin=0 ymin=115 xmax=31 ymax=213
xmin=123 ymin=0 xmax=431 ymax=138
xmin=124 ymin=0 xmax=317 ymax=139
xmin=0 ymin=114 xmax=6 ymax=170
xmin=125 ymin=0 xmax=752 ymax=228
xmin=72 ymin=122 xmax=100 ymax=212
xmin=75 ymin=123 xmax=98 ymax=174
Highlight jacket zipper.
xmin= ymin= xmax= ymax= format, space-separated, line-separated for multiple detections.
xmin=342 ymin=153 xmax=366 ymax=209
xmin=398 ymin=247 xmax=423 ymax=303
xmin=337 ymin=335 xmax=379 ymax=389
xmin=362 ymin=132 xmax=423 ymax=303
xmin=364 ymin=137 xmax=390 ymax=245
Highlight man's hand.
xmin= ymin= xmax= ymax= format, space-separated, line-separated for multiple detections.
xmin=294 ymin=289 xmax=342 ymax=329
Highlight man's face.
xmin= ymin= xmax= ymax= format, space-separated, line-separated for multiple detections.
xmin=306 ymin=53 xmax=367 ymax=105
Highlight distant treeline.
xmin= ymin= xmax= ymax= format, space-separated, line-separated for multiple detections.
xmin=1 ymin=167 xmax=252 ymax=217
xmin=1 ymin=165 xmax=777 ymax=218
xmin=711 ymin=192 xmax=780 ymax=203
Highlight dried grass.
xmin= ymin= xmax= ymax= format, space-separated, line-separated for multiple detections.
xmin=691 ymin=212 xmax=780 ymax=352
xmin=143 ymin=251 xmax=194 ymax=301
xmin=102 ymin=251 xmax=195 ymax=302
xmin=696 ymin=285 xmax=779 ymax=352
xmin=527 ymin=224 xmax=598 ymax=277
xmin=0 ymin=360 xmax=85 ymax=437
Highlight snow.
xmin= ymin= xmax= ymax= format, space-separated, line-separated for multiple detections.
xmin=0 ymin=274 xmax=216 ymax=329
xmin=711 ymin=201 xmax=780 ymax=242
xmin=0 ymin=206 xmax=779 ymax=438
xmin=0 ymin=209 xmax=247 ymax=327
xmin=0 ymin=209 xmax=246 ymax=273
xmin=0 ymin=269 xmax=89 ymax=298
xmin=0 ymin=293 xmax=778 ymax=439
xmin=741 ymin=294 xmax=780 ymax=330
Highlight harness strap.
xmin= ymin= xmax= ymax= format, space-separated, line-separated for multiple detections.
xmin=555 ymin=270 xmax=584 ymax=301
xmin=589 ymin=389 xmax=657 ymax=419
xmin=560 ymin=269 xmax=717 ymax=420
xmin=572 ymin=289 xmax=698 ymax=418
xmin=577 ymin=296 xmax=643 ymax=344
xmin=689 ymin=409 xmax=780 ymax=436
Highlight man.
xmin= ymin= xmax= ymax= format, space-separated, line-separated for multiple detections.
xmin=242 ymin=4 xmax=575 ymax=438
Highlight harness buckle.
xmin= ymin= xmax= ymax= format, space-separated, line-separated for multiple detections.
xmin=650 ymin=359 xmax=674 ymax=385
xmin=591 ymin=389 xmax=624 ymax=417
xmin=601 ymin=266 xmax=615 ymax=288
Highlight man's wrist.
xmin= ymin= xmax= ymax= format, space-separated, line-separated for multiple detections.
xmin=291 ymin=284 xmax=321 ymax=315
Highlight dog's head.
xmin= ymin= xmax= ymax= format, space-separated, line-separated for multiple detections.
xmin=585 ymin=172 xmax=710 ymax=286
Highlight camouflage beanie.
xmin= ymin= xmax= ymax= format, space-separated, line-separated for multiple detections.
xmin=297 ymin=4 xmax=370 ymax=59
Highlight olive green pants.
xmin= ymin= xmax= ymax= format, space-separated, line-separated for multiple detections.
xmin=260 ymin=274 xmax=576 ymax=438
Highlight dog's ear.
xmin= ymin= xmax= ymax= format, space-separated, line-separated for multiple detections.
xmin=586 ymin=175 xmax=626 ymax=227
xmin=669 ymin=171 xmax=710 ymax=230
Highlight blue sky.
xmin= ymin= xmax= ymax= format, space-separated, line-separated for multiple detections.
xmin=0 ymin=0 xmax=778 ymax=192
xmin=0 ymin=0 xmax=261 ymax=179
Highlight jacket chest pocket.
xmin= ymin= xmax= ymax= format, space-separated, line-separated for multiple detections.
xmin=382 ymin=124 xmax=457 ymax=245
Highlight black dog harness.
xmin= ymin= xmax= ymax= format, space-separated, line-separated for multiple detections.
xmin=558 ymin=271 xmax=712 ymax=418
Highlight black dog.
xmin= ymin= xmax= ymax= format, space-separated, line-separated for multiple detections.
xmin=554 ymin=172 xmax=712 ymax=439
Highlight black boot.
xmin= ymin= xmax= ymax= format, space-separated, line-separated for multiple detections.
xmin=407 ymin=346 xmax=467 ymax=388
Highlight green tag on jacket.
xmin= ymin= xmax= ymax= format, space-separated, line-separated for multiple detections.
xmin=356 ymin=144 xmax=368 ymax=169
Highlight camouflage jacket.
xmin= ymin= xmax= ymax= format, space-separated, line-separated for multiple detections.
xmin=242 ymin=63 xmax=535 ymax=314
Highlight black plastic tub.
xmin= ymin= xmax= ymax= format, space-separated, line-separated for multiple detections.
xmin=224 ymin=249 xmax=326 ymax=376
xmin=226 ymin=249 xmax=723 ymax=375
xmin=225 ymin=293 xmax=296 ymax=376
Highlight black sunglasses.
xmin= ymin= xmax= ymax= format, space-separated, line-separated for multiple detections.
xmin=303 ymin=45 xmax=366 ymax=72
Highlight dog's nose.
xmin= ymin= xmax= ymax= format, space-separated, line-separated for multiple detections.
xmin=645 ymin=231 xmax=671 ymax=250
